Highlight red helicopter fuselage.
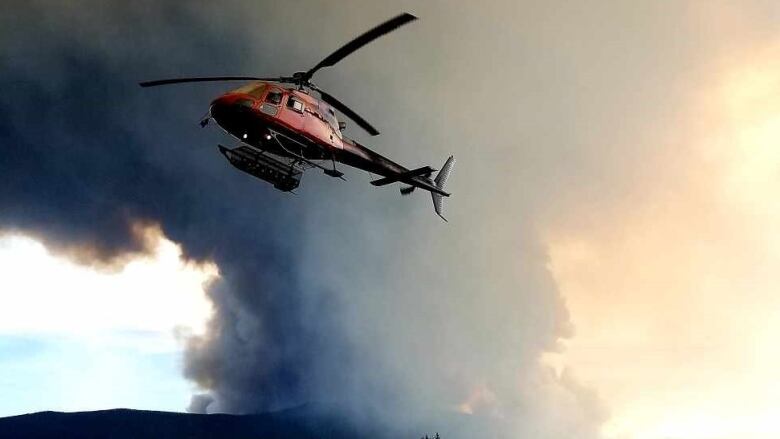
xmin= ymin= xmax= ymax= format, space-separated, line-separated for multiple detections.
xmin=210 ymin=81 xmax=412 ymax=180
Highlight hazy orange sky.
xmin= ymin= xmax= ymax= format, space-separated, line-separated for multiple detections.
xmin=544 ymin=3 xmax=780 ymax=437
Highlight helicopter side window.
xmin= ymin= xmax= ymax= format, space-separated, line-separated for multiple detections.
xmin=265 ymin=90 xmax=283 ymax=105
xmin=260 ymin=90 xmax=283 ymax=116
xmin=235 ymin=99 xmax=255 ymax=109
xmin=286 ymin=97 xmax=304 ymax=113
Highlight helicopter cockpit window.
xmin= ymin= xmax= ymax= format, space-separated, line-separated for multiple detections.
xmin=265 ymin=90 xmax=283 ymax=105
xmin=286 ymin=97 xmax=304 ymax=113
xmin=232 ymin=82 xmax=266 ymax=98
xmin=260 ymin=89 xmax=282 ymax=116
xmin=236 ymin=99 xmax=255 ymax=109
xmin=247 ymin=84 xmax=266 ymax=98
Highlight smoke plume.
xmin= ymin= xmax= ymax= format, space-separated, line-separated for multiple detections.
xmin=1 ymin=1 xmax=609 ymax=437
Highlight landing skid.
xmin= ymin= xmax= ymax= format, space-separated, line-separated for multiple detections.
xmin=324 ymin=168 xmax=344 ymax=178
xmin=218 ymin=127 xmax=348 ymax=192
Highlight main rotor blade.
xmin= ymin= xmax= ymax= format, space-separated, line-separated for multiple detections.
xmin=317 ymin=88 xmax=380 ymax=136
xmin=139 ymin=76 xmax=283 ymax=87
xmin=304 ymin=12 xmax=417 ymax=81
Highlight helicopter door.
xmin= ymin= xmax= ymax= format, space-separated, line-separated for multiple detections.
xmin=319 ymin=106 xmax=343 ymax=149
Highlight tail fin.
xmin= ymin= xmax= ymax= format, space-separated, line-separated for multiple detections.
xmin=431 ymin=155 xmax=455 ymax=221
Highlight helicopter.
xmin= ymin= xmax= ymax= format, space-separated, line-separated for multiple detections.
xmin=140 ymin=13 xmax=455 ymax=220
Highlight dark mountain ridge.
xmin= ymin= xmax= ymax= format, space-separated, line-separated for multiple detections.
xmin=0 ymin=406 xmax=365 ymax=439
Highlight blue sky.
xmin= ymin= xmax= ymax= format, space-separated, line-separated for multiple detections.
xmin=0 ymin=335 xmax=189 ymax=416
xmin=0 ymin=232 xmax=216 ymax=417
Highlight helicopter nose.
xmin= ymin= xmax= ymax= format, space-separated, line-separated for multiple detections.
xmin=209 ymin=96 xmax=232 ymax=120
xmin=210 ymin=95 xmax=257 ymax=121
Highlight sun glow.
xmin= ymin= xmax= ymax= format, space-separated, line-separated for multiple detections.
xmin=545 ymin=39 xmax=780 ymax=439
xmin=0 ymin=226 xmax=218 ymax=342
xmin=0 ymin=225 xmax=219 ymax=415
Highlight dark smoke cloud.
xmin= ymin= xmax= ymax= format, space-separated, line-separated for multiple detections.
xmin=1 ymin=0 xmax=340 ymax=410
xmin=1 ymin=1 xmax=605 ymax=437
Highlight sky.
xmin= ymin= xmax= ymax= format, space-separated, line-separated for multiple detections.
xmin=0 ymin=229 xmax=216 ymax=415
xmin=1 ymin=1 xmax=779 ymax=438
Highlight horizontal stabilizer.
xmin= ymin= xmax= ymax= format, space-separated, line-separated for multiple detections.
xmin=371 ymin=166 xmax=435 ymax=186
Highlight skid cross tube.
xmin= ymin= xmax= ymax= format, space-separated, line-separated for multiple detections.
xmin=266 ymin=129 xmax=346 ymax=180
